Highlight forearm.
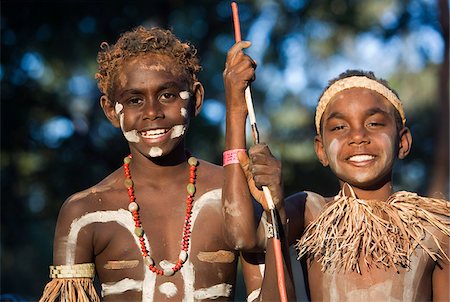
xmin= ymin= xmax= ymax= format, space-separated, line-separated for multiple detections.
xmin=259 ymin=210 xmax=295 ymax=301
xmin=223 ymin=112 xmax=259 ymax=250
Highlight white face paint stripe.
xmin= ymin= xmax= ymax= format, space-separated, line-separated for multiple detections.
xmin=181 ymin=107 xmax=188 ymax=118
xmin=102 ymin=278 xmax=143 ymax=297
xmin=170 ymin=124 xmax=186 ymax=139
xmin=193 ymin=283 xmax=233 ymax=299
xmin=115 ymin=102 xmax=123 ymax=114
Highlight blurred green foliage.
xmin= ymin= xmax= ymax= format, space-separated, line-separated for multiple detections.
xmin=1 ymin=0 xmax=447 ymax=299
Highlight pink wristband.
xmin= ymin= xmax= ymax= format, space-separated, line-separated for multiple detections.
xmin=223 ymin=149 xmax=246 ymax=167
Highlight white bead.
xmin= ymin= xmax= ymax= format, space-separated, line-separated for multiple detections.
xmin=128 ymin=202 xmax=139 ymax=212
xmin=178 ymin=250 xmax=188 ymax=263
xmin=164 ymin=268 xmax=175 ymax=276
xmin=144 ymin=256 xmax=154 ymax=266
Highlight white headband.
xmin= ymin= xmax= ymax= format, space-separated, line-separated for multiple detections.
xmin=315 ymin=76 xmax=406 ymax=134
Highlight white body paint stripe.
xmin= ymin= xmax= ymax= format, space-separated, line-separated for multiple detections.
xmin=193 ymin=283 xmax=232 ymax=300
xmin=66 ymin=189 xmax=222 ymax=302
xmin=102 ymin=278 xmax=142 ymax=296
xmin=247 ymin=288 xmax=261 ymax=302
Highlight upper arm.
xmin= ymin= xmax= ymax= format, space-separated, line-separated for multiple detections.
xmin=432 ymin=233 xmax=449 ymax=301
xmin=285 ymin=192 xmax=307 ymax=246
xmin=53 ymin=194 xmax=95 ymax=265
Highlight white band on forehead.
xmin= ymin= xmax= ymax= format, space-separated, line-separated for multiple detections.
xmin=315 ymin=76 xmax=406 ymax=134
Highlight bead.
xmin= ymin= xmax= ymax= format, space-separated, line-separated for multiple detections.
xmin=187 ymin=183 xmax=196 ymax=195
xmin=128 ymin=202 xmax=139 ymax=212
xmin=144 ymin=256 xmax=154 ymax=266
xmin=124 ymin=178 xmax=133 ymax=188
xmin=188 ymin=157 xmax=198 ymax=166
xmin=164 ymin=268 xmax=175 ymax=276
xmin=134 ymin=227 xmax=144 ymax=237
xmin=179 ymin=250 xmax=188 ymax=263
xmin=123 ymin=152 xmax=196 ymax=277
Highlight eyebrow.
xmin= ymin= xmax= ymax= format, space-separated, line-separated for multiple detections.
xmin=119 ymin=81 xmax=185 ymax=98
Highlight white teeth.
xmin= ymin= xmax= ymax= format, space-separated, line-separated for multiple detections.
xmin=348 ymin=155 xmax=374 ymax=162
xmin=140 ymin=129 xmax=168 ymax=139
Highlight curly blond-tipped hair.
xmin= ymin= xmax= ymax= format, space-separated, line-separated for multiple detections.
xmin=95 ymin=26 xmax=202 ymax=99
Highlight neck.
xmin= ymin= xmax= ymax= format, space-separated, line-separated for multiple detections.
xmin=128 ymin=146 xmax=190 ymax=183
xmin=340 ymin=181 xmax=394 ymax=201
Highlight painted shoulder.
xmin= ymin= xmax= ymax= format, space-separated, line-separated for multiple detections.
xmin=60 ymin=166 xmax=123 ymax=214
xmin=304 ymin=191 xmax=330 ymax=224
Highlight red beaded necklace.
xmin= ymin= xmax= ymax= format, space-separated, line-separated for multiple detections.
xmin=122 ymin=153 xmax=198 ymax=276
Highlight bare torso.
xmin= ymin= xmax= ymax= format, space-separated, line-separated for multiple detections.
xmin=54 ymin=160 xmax=242 ymax=301
xmin=299 ymin=192 xmax=448 ymax=302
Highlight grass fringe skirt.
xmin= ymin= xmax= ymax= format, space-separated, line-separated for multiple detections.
xmin=39 ymin=278 xmax=100 ymax=302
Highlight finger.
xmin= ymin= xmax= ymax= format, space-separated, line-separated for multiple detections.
xmin=227 ymin=41 xmax=252 ymax=61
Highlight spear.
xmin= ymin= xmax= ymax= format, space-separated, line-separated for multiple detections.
xmin=231 ymin=2 xmax=288 ymax=302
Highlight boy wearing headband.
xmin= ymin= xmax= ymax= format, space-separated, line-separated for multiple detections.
xmin=224 ymin=67 xmax=449 ymax=301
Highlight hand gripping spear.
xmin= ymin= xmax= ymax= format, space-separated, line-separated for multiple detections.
xmin=231 ymin=2 xmax=288 ymax=302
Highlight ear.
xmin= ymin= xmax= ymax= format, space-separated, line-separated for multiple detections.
xmin=314 ymin=135 xmax=329 ymax=167
xmin=100 ymin=95 xmax=120 ymax=128
xmin=397 ymin=126 xmax=412 ymax=159
xmin=191 ymin=81 xmax=204 ymax=117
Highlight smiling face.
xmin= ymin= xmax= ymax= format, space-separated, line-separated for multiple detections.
xmin=101 ymin=53 xmax=203 ymax=158
xmin=314 ymin=87 xmax=412 ymax=193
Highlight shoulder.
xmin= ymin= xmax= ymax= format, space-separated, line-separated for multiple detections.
xmin=304 ymin=191 xmax=332 ymax=224
xmin=58 ymin=167 xmax=123 ymax=220
xmin=196 ymin=159 xmax=223 ymax=187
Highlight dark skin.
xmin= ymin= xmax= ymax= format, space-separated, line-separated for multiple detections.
xmin=222 ymin=46 xmax=449 ymax=301
xmin=51 ymin=53 xmax=267 ymax=301
xmin=222 ymin=41 xmax=296 ymax=301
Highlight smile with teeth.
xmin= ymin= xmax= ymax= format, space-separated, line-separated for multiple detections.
xmin=139 ymin=128 xmax=169 ymax=139
xmin=348 ymin=154 xmax=375 ymax=162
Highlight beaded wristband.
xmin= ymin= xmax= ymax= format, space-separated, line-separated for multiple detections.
xmin=223 ymin=149 xmax=246 ymax=167
xmin=49 ymin=263 xmax=95 ymax=278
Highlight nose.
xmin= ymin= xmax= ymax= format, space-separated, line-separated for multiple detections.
xmin=143 ymin=99 xmax=164 ymax=120
xmin=348 ymin=126 xmax=369 ymax=145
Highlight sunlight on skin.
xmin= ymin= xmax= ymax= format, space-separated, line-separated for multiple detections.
xmin=64 ymin=189 xmax=233 ymax=301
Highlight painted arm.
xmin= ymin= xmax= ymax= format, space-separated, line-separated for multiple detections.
xmin=222 ymin=41 xmax=259 ymax=250
xmin=39 ymin=194 xmax=99 ymax=302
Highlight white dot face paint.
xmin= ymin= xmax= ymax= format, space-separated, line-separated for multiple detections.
xmin=326 ymin=138 xmax=341 ymax=175
xmin=149 ymin=147 xmax=163 ymax=157
xmin=170 ymin=125 xmax=186 ymax=139
xmin=180 ymin=108 xmax=188 ymax=118
xmin=179 ymin=91 xmax=190 ymax=100
xmin=116 ymin=102 xmax=140 ymax=143
xmin=159 ymin=282 xmax=178 ymax=298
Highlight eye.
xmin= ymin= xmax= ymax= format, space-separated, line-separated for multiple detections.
xmin=126 ymin=97 xmax=143 ymax=106
xmin=331 ymin=125 xmax=345 ymax=131
xmin=367 ymin=121 xmax=384 ymax=127
xmin=159 ymin=92 xmax=177 ymax=103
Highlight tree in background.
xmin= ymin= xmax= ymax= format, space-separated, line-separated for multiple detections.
xmin=1 ymin=0 xmax=447 ymax=299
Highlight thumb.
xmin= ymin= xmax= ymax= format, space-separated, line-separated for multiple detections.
xmin=237 ymin=150 xmax=268 ymax=210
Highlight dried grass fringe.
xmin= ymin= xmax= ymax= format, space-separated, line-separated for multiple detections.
xmin=296 ymin=186 xmax=450 ymax=274
xmin=39 ymin=278 xmax=100 ymax=302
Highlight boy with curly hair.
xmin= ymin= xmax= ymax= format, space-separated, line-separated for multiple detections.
xmin=223 ymin=57 xmax=449 ymax=300
xmin=39 ymin=26 xmax=287 ymax=302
